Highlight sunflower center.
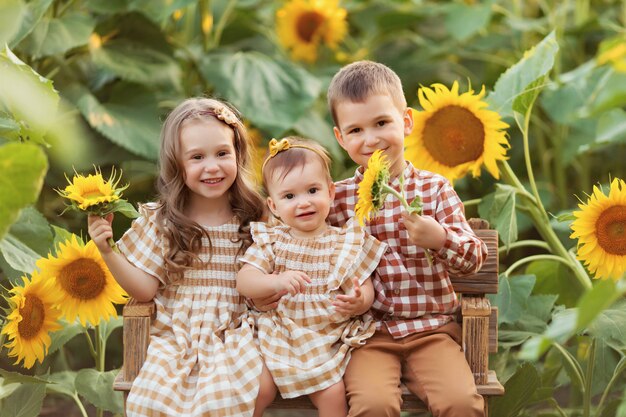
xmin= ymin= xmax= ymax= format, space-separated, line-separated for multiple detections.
xmin=422 ymin=105 xmax=485 ymax=167
xmin=296 ymin=11 xmax=325 ymax=43
xmin=595 ymin=205 xmax=626 ymax=255
xmin=59 ymin=258 xmax=107 ymax=300
xmin=18 ymin=294 xmax=45 ymax=340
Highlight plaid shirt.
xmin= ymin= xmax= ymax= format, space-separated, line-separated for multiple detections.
xmin=328 ymin=162 xmax=487 ymax=338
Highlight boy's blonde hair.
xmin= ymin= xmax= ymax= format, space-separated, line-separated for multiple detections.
xmin=327 ymin=60 xmax=407 ymax=125
xmin=262 ymin=136 xmax=332 ymax=195
xmin=154 ymin=97 xmax=264 ymax=281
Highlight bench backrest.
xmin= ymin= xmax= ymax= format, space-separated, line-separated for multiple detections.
xmin=450 ymin=218 xmax=498 ymax=295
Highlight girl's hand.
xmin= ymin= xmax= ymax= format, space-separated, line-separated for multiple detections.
xmin=88 ymin=213 xmax=115 ymax=255
xmin=275 ymin=271 xmax=311 ymax=295
xmin=401 ymin=212 xmax=446 ymax=250
xmin=333 ymin=278 xmax=367 ymax=316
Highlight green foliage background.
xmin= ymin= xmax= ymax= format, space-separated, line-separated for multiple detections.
xmin=1 ymin=0 xmax=626 ymax=416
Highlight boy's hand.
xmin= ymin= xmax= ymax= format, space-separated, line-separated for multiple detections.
xmin=250 ymin=290 xmax=287 ymax=312
xmin=401 ymin=212 xmax=446 ymax=251
xmin=275 ymin=271 xmax=311 ymax=295
xmin=333 ymin=278 xmax=367 ymax=316
xmin=88 ymin=214 xmax=115 ymax=255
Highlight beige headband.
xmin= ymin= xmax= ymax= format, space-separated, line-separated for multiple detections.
xmin=261 ymin=138 xmax=327 ymax=172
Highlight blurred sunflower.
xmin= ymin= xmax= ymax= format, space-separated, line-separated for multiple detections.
xmin=570 ymin=178 xmax=626 ymax=281
xmin=405 ymin=81 xmax=510 ymax=183
xmin=58 ymin=167 xmax=124 ymax=211
xmin=36 ymin=235 xmax=127 ymax=326
xmin=597 ymin=37 xmax=626 ymax=73
xmin=276 ymin=0 xmax=348 ymax=63
xmin=1 ymin=271 xmax=62 ymax=369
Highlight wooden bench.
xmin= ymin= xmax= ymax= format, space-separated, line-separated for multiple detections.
xmin=113 ymin=218 xmax=504 ymax=415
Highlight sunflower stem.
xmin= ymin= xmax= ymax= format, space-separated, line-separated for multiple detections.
xmin=499 ymin=240 xmax=552 ymax=255
xmin=498 ymin=162 xmax=592 ymax=289
xmin=95 ymin=324 xmax=105 ymax=417
xmin=519 ymin=103 xmax=550 ymax=223
xmin=504 ymin=254 xmax=573 ymax=277
xmin=83 ymin=328 xmax=97 ymax=363
xmin=382 ymin=184 xmax=434 ymax=266
xmin=462 ymin=198 xmax=481 ymax=207
xmin=583 ymin=337 xmax=596 ymax=417
xmin=108 ymin=238 xmax=120 ymax=254
xmin=72 ymin=393 xmax=89 ymax=417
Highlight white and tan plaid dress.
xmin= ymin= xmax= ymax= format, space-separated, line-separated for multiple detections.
xmin=240 ymin=219 xmax=386 ymax=398
xmin=117 ymin=206 xmax=262 ymax=417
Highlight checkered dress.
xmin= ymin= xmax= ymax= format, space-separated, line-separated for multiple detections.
xmin=240 ymin=220 xmax=385 ymax=398
xmin=117 ymin=205 xmax=262 ymax=417
xmin=328 ymin=162 xmax=488 ymax=339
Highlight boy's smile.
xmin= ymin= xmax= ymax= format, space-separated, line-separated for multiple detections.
xmin=333 ymin=94 xmax=413 ymax=178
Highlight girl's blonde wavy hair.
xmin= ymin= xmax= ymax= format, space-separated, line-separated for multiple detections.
xmin=149 ymin=97 xmax=264 ymax=282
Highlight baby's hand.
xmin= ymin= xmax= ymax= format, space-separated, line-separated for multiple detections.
xmin=88 ymin=214 xmax=115 ymax=255
xmin=401 ymin=212 xmax=446 ymax=250
xmin=333 ymin=278 xmax=366 ymax=316
xmin=275 ymin=271 xmax=311 ymax=296
xmin=250 ymin=290 xmax=287 ymax=312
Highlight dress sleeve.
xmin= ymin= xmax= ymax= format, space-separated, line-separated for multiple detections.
xmin=239 ymin=222 xmax=275 ymax=274
xmin=117 ymin=204 xmax=167 ymax=287
xmin=328 ymin=219 xmax=387 ymax=292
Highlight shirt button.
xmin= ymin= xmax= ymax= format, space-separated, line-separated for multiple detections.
xmin=385 ymin=247 xmax=392 ymax=254
xmin=393 ymin=289 xmax=400 ymax=295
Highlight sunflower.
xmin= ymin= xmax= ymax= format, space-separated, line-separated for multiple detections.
xmin=570 ymin=178 xmax=626 ymax=281
xmin=1 ymin=271 xmax=62 ymax=369
xmin=405 ymin=81 xmax=510 ymax=183
xmin=36 ymin=235 xmax=128 ymax=326
xmin=276 ymin=0 xmax=348 ymax=63
xmin=58 ymin=166 xmax=125 ymax=212
xmin=355 ymin=150 xmax=390 ymax=226
xmin=597 ymin=37 xmax=626 ymax=73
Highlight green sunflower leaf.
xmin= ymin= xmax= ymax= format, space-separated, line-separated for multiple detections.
xmin=199 ymin=52 xmax=322 ymax=136
xmin=65 ymin=83 xmax=160 ymax=161
xmin=75 ymin=369 xmax=124 ymax=414
xmin=0 ymin=142 xmax=48 ymax=242
xmin=0 ymin=45 xmax=60 ymax=145
xmin=444 ymin=0 xmax=494 ymax=41
xmin=8 ymin=0 xmax=53 ymax=47
xmin=487 ymin=31 xmax=559 ymax=119
xmin=109 ymin=200 xmax=140 ymax=219
xmin=91 ymin=39 xmax=181 ymax=88
xmin=19 ymin=12 xmax=95 ymax=59
xmin=0 ymin=383 xmax=45 ymax=417
xmin=0 ymin=0 xmax=25 ymax=47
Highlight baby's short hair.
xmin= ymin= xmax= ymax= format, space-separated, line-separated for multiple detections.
xmin=327 ymin=60 xmax=407 ymax=126
xmin=262 ymin=136 xmax=332 ymax=194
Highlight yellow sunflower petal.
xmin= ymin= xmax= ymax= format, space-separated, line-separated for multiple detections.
xmin=1 ymin=271 xmax=63 ymax=369
xmin=570 ymin=178 xmax=626 ymax=280
xmin=36 ymin=235 xmax=128 ymax=326
xmin=405 ymin=82 xmax=510 ymax=183
xmin=355 ymin=150 xmax=390 ymax=226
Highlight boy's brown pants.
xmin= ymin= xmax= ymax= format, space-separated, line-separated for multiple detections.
xmin=344 ymin=322 xmax=484 ymax=417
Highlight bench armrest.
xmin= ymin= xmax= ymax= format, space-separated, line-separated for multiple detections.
xmin=461 ymin=296 xmax=491 ymax=385
xmin=122 ymin=299 xmax=155 ymax=383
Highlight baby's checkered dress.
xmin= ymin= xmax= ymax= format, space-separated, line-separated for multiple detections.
xmin=241 ymin=220 xmax=385 ymax=398
xmin=118 ymin=205 xmax=262 ymax=417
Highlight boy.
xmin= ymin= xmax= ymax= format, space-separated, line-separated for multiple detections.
xmin=327 ymin=60 xmax=488 ymax=417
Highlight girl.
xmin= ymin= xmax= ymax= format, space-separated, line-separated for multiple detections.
xmin=236 ymin=137 xmax=386 ymax=417
xmin=88 ymin=98 xmax=276 ymax=417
